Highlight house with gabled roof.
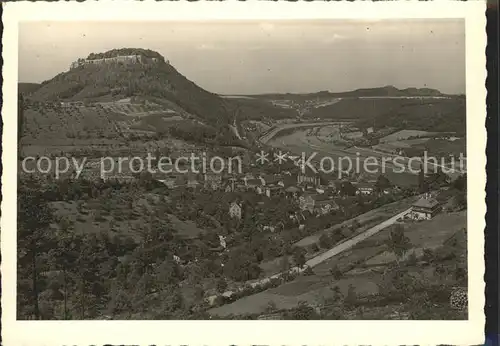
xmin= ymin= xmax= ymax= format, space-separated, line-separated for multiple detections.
xmin=204 ymin=173 xmax=223 ymax=190
xmin=298 ymin=193 xmax=337 ymax=215
xmin=245 ymin=178 xmax=265 ymax=194
xmin=154 ymin=172 xmax=186 ymax=189
xmin=229 ymin=200 xmax=243 ymax=219
xmin=186 ymin=172 xmax=201 ymax=189
xmin=265 ymin=184 xmax=283 ymax=198
xmin=311 ymin=194 xmax=339 ymax=215
xmin=297 ymin=169 xmax=321 ymax=187
xmin=410 ymin=194 xmax=441 ymax=220
xmin=299 ymin=194 xmax=315 ymax=213
xmin=285 ymin=185 xmax=301 ymax=199
xmin=355 ymin=182 xmax=375 ymax=195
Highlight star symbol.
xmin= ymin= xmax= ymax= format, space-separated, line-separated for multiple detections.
xmin=255 ymin=150 xmax=269 ymax=165
xmin=274 ymin=151 xmax=288 ymax=164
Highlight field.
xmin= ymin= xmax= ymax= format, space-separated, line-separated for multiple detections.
xmin=373 ymin=139 xmax=430 ymax=153
xmin=424 ymin=138 xmax=466 ymax=157
xmin=209 ymin=210 xmax=466 ymax=318
xmin=342 ymin=131 xmax=364 ymax=139
xmin=21 ymin=104 xmax=122 ymax=143
xmin=379 ymin=130 xmax=436 ymax=143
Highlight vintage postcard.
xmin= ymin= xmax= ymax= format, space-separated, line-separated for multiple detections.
xmin=2 ymin=1 xmax=486 ymax=345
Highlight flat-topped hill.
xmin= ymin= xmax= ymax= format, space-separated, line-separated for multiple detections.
xmin=86 ymin=48 xmax=166 ymax=61
xmin=30 ymin=48 xmax=232 ymax=126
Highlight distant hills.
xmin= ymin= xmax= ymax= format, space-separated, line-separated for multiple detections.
xmin=246 ymin=85 xmax=446 ymax=100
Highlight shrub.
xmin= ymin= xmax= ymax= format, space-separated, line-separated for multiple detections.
xmin=344 ymin=285 xmax=358 ymax=307
xmin=216 ymin=278 xmax=228 ymax=293
xmin=329 ymin=265 xmax=343 ymax=279
xmin=303 ymin=267 xmax=315 ymax=276
xmin=310 ymin=243 xmax=320 ymax=253
xmin=76 ymin=216 xmax=86 ymax=223
xmin=422 ymin=248 xmax=435 ymax=262
xmin=406 ymin=252 xmax=418 ymax=266
xmin=266 ymin=301 xmax=277 ymax=313
xmin=319 ymin=233 xmax=333 ymax=249
xmin=93 ymin=211 xmax=106 ymax=222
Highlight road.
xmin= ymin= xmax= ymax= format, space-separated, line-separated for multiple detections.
xmin=304 ymin=208 xmax=411 ymax=267
xmin=207 ymin=207 xmax=412 ymax=303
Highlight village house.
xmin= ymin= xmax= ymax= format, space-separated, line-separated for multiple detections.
xmin=78 ymin=168 xmax=104 ymax=181
xmin=298 ymin=180 xmax=318 ymax=192
xmin=326 ymin=179 xmax=337 ymax=188
xmin=229 ymin=201 xmax=242 ymax=219
xmin=186 ymin=173 xmax=201 ymax=189
xmin=102 ymin=174 xmax=136 ymax=184
xmin=260 ymin=174 xmax=289 ymax=188
xmin=265 ymin=184 xmax=283 ymax=198
xmin=244 ymin=178 xmax=265 ymax=194
xmin=297 ymin=171 xmax=321 ymax=187
xmin=285 ymin=186 xmax=301 ymax=199
xmin=312 ymin=195 xmax=339 ymax=215
xmin=244 ymin=172 xmax=256 ymax=180
xmin=204 ymin=173 xmax=223 ymax=190
xmin=222 ymin=175 xmax=244 ymax=193
xmin=355 ymin=182 xmax=375 ymax=195
xmin=155 ymin=173 xmax=186 ymax=189
xmin=299 ymin=192 xmax=339 ymax=215
xmin=410 ymin=194 xmax=441 ymax=220
xmin=219 ymin=235 xmax=227 ymax=249
xmin=299 ymin=194 xmax=316 ymax=213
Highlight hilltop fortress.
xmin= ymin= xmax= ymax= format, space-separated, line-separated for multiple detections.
xmin=69 ymin=48 xmax=169 ymax=70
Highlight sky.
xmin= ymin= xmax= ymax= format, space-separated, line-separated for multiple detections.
xmin=19 ymin=20 xmax=465 ymax=95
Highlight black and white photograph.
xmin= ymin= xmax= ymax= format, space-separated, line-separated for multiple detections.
xmin=2 ymin=1 xmax=486 ymax=345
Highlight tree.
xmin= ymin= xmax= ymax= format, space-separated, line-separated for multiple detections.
xmin=224 ymin=249 xmax=262 ymax=282
xmin=386 ymin=225 xmax=411 ymax=266
xmin=339 ymin=181 xmax=356 ymax=196
xmin=216 ymin=278 xmax=228 ymax=293
xmin=350 ymin=219 xmax=361 ymax=232
xmin=48 ymin=229 xmax=81 ymax=319
xmin=426 ymin=170 xmax=449 ymax=190
xmin=18 ymin=189 xmax=55 ymax=319
xmin=280 ymin=256 xmax=290 ymax=272
xmin=292 ymin=301 xmax=316 ymax=320
xmin=266 ymin=300 xmax=277 ymax=313
xmin=319 ymin=233 xmax=333 ymax=249
xmin=303 ymin=266 xmax=315 ymax=276
xmin=375 ymin=174 xmax=391 ymax=193
xmin=344 ymin=284 xmax=357 ymax=307
xmin=418 ymin=162 xmax=428 ymax=193
xmin=453 ymin=173 xmax=467 ymax=191
xmin=292 ymin=247 xmax=306 ymax=268
xmin=329 ymin=265 xmax=343 ymax=280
